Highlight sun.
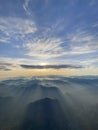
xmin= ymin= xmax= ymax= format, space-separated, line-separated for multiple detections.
xmin=40 ymin=62 xmax=48 ymax=66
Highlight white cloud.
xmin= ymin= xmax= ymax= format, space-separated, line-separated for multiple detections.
xmin=67 ymin=30 xmax=98 ymax=55
xmin=92 ymin=23 xmax=98 ymax=27
xmin=89 ymin=0 xmax=96 ymax=6
xmin=23 ymin=28 xmax=98 ymax=59
xmin=53 ymin=57 xmax=98 ymax=68
xmin=0 ymin=56 xmax=98 ymax=70
xmin=24 ymin=37 xmax=67 ymax=59
xmin=0 ymin=17 xmax=37 ymax=43
xmin=0 ymin=37 xmax=10 ymax=43
xmin=0 ymin=15 xmax=97 ymax=63
xmin=0 ymin=57 xmax=44 ymax=66
xmin=23 ymin=0 xmax=49 ymax=17
xmin=0 ymin=57 xmax=39 ymax=71
xmin=23 ymin=0 xmax=33 ymax=17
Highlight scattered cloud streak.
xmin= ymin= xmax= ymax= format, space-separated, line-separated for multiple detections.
xmin=67 ymin=30 xmax=98 ymax=55
xmin=23 ymin=28 xmax=98 ymax=59
xmin=0 ymin=17 xmax=37 ymax=43
xmin=23 ymin=0 xmax=32 ymax=17
xmin=0 ymin=54 xmax=98 ymax=72
xmin=0 ymin=63 xmax=14 ymax=71
xmin=0 ymin=0 xmax=98 ymax=76
xmin=24 ymin=37 xmax=67 ymax=58
xmin=20 ymin=64 xmax=83 ymax=69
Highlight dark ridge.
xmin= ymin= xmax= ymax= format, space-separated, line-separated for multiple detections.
xmin=20 ymin=98 xmax=71 ymax=130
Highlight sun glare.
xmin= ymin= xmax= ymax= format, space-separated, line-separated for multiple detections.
xmin=39 ymin=63 xmax=48 ymax=66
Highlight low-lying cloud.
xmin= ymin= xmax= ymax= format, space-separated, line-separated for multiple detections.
xmin=20 ymin=64 xmax=83 ymax=69
xmin=0 ymin=62 xmax=17 ymax=71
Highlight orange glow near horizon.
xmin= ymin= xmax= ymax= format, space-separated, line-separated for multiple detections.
xmin=0 ymin=67 xmax=98 ymax=79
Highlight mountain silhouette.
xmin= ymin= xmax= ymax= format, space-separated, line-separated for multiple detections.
xmin=14 ymin=84 xmax=64 ymax=104
xmin=20 ymin=98 xmax=71 ymax=130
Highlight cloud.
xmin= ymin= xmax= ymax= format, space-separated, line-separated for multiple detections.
xmin=67 ymin=29 xmax=98 ymax=55
xmin=24 ymin=37 xmax=68 ymax=59
xmin=0 ymin=63 xmax=14 ymax=71
xmin=0 ymin=17 xmax=37 ymax=43
xmin=23 ymin=0 xmax=32 ymax=16
xmin=21 ymin=3 xmax=98 ymax=59
xmin=1 ymin=7 xmax=97 ymax=60
xmin=0 ymin=58 xmax=23 ymax=71
xmin=20 ymin=64 xmax=83 ymax=69
xmin=0 ymin=57 xmax=41 ymax=65
xmin=89 ymin=0 xmax=96 ymax=6
xmin=0 ymin=37 xmax=10 ymax=43
xmin=0 ymin=67 xmax=11 ymax=71
xmin=92 ymin=23 xmax=98 ymax=27
xmin=0 ymin=55 xmax=98 ymax=75
xmin=23 ymin=0 xmax=50 ymax=17
xmin=24 ymin=28 xmax=98 ymax=59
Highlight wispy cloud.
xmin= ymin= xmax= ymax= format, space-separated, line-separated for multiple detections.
xmin=0 ymin=63 xmax=15 ymax=71
xmin=1 ymin=2 xmax=97 ymax=60
xmin=22 ymin=0 xmax=98 ymax=61
xmin=0 ymin=0 xmax=98 ymax=75
xmin=0 ymin=37 xmax=10 ymax=43
xmin=23 ymin=0 xmax=32 ymax=16
xmin=67 ymin=29 xmax=98 ymax=55
xmin=0 ymin=57 xmax=83 ymax=71
xmin=0 ymin=17 xmax=37 ymax=43
xmin=89 ymin=0 xmax=96 ymax=6
xmin=24 ymin=37 xmax=67 ymax=59
xmin=0 ymin=56 xmax=98 ymax=71
xmin=0 ymin=57 xmax=39 ymax=65
xmin=23 ymin=28 xmax=98 ymax=59
xmin=92 ymin=23 xmax=98 ymax=27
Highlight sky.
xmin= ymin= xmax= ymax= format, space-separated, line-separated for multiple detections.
xmin=0 ymin=0 xmax=98 ymax=78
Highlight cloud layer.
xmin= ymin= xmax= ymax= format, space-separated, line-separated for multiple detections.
xmin=0 ymin=17 xmax=37 ymax=43
xmin=20 ymin=64 xmax=83 ymax=69
xmin=0 ymin=0 xmax=98 ymax=76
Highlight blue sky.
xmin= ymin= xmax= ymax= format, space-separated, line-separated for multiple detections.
xmin=0 ymin=0 xmax=98 ymax=77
